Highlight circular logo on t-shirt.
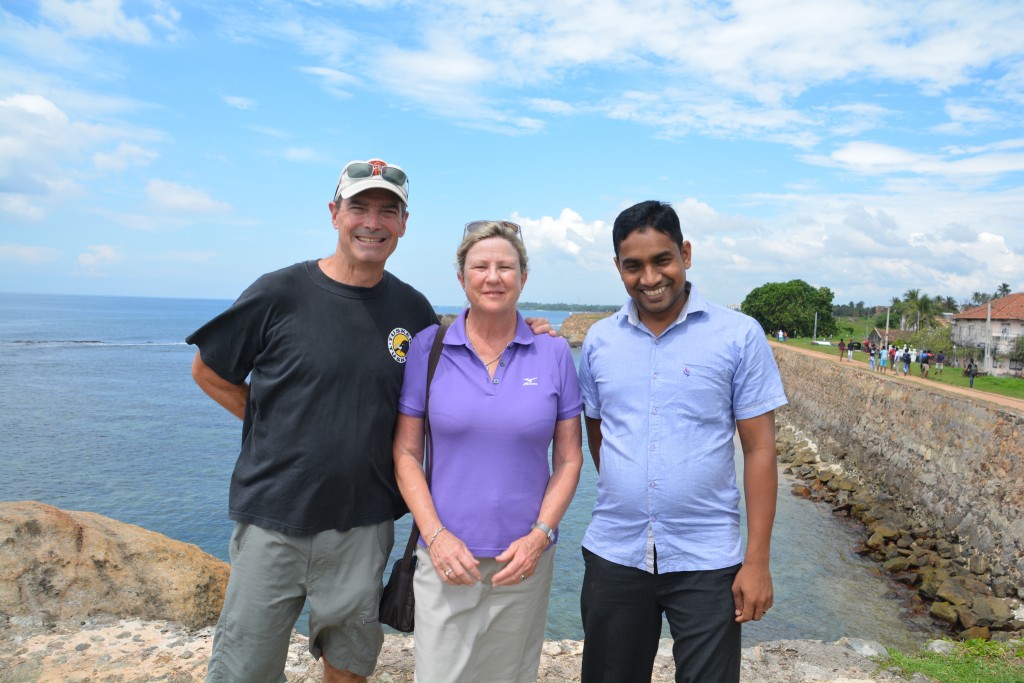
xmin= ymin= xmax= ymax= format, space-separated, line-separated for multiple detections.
xmin=388 ymin=328 xmax=411 ymax=363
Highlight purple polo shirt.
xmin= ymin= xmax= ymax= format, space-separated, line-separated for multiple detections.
xmin=398 ymin=309 xmax=582 ymax=557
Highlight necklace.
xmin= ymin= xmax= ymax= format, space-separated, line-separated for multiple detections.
xmin=467 ymin=331 xmax=513 ymax=369
xmin=482 ymin=351 xmax=504 ymax=367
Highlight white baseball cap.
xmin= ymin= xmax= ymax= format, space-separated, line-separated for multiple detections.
xmin=334 ymin=159 xmax=409 ymax=205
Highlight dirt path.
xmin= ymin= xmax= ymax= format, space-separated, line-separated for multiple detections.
xmin=771 ymin=342 xmax=1024 ymax=415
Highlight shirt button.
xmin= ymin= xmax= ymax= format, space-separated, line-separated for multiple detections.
xmin=649 ymin=481 xmax=657 ymax=488
xmin=499 ymin=361 xmax=505 ymax=367
xmin=493 ymin=378 xmax=500 ymax=384
xmin=649 ymin=445 xmax=656 ymax=452
xmin=652 ymin=373 xmax=658 ymax=379
xmin=651 ymin=407 xmax=658 ymax=415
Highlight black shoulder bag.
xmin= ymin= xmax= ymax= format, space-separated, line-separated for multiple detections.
xmin=379 ymin=322 xmax=449 ymax=633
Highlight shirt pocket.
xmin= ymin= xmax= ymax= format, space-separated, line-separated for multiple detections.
xmin=671 ymin=362 xmax=732 ymax=425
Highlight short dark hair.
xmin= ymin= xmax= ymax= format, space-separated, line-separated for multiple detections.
xmin=612 ymin=200 xmax=683 ymax=257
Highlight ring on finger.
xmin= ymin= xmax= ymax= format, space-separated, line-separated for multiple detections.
xmin=520 ymin=574 xmax=526 ymax=582
xmin=444 ymin=568 xmax=453 ymax=577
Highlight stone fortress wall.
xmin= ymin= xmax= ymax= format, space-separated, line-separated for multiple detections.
xmin=773 ymin=345 xmax=1024 ymax=592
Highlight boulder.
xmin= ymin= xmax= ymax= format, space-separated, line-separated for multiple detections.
xmin=557 ymin=313 xmax=612 ymax=347
xmin=0 ymin=501 xmax=229 ymax=628
xmin=929 ymin=601 xmax=958 ymax=625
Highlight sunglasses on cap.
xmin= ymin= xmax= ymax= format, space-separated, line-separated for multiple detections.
xmin=335 ymin=160 xmax=409 ymax=201
xmin=463 ymin=220 xmax=524 ymax=241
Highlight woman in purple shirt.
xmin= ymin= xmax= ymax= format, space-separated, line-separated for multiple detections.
xmin=393 ymin=221 xmax=583 ymax=682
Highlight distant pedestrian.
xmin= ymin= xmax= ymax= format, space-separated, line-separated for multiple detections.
xmin=838 ymin=339 xmax=846 ymax=360
xmin=868 ymin=346 xmax=876 ymax=372
xmin=778 ymin=329 xmax=784 ymax=343
xmin=902 ymin=349 xmax=911 ymax=376
xmin=783 ymin=331 xmax=788 ymax=342
xmin=935 ymin=350 xmax=945 ymax=375
xmin=888 ymin=346 xmax=897 ymax=374
xmin=847 ymin=343 xmax=854 ymax=362
xmin=879 ymin=347 xmax=888 ymax=372
xmin=920 ymin=350 xmax=930 ymax=377
xmin=966 ymin=359 xmax=978 ymax=388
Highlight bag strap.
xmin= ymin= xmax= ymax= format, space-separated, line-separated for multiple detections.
xmin=398 ymin=322 xmax=450 ymax=568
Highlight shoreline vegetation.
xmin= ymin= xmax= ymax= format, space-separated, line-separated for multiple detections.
xmin=517 ymin=302 xmax=619 ymax=312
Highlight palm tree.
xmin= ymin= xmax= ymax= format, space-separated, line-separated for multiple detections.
xmin=902 ymin=289 xmax=921 ymax=331
xmin=941 ymin=295 xmax=958 ymax=313
xmin=971 ymin=291 xmax=993 ymax=306
xmin=995 ymin=283 xmax=1012 ymax=298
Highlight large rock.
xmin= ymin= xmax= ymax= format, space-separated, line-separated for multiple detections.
xmin=0 ymin=502 xmax=228 ymax=628
xmin=557 ymin=312 xmax=613 ymax=347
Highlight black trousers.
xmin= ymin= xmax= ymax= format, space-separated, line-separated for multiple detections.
xmin=580 ymin=547 xmax=741 ymax=683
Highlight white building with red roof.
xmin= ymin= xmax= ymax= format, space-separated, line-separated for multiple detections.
xmin=951 ymin=293 xmax=1024 ymax=376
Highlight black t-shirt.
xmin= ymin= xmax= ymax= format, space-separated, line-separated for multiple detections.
xmin=186 ymin=261 xmax=437 ymax=534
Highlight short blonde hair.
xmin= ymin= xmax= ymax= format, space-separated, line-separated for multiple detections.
xmin=455 ymin=222 xmax=529 ymax=274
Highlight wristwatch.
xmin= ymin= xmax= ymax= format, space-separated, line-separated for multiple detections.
xmin=531 ymin=521 xmax=555 ymax=543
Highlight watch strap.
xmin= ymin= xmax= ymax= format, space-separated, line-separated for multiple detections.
xmin=531 ymin=521 xmax=555 ymax=543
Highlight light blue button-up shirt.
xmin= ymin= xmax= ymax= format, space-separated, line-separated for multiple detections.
xmin=578 ymin=283 xmax=787 ymax=574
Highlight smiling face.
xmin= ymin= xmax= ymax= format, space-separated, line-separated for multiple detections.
xmin=329 ymin=187 xmax=407 ymax=271
xmin=457 ymin=236 xmax=527 ymax=316
xmin=614 ymin=227 xmax=692 ymax=335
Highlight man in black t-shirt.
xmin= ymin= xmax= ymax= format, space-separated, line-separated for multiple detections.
xmin=187 ymin=159 xmax=435 ymax=683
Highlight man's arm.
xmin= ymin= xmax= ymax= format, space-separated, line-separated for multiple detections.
xmin=191 ymin=352 xmax=247 ymax=420
xmin=584 ymin=416 xmax=602 ymax=472
xmin=732 ymin=410 xmax=778 ymax=623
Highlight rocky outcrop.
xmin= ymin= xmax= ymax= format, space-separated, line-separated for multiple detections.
xmin=0 ymin=501 xmax=228 ymax=629
xmin=557 ymin=312 xmax=613 ymax=347
xmin=774 ymin=347 xmax=1024 ymax=595
xmin=0 ymin=616 xmax=930 ymax=682
xmin=776 ymin=421 xmax=1024 ymax=640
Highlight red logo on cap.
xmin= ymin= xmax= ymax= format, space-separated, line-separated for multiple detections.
xmin=368 ymin=159 xmax=387 ymax=176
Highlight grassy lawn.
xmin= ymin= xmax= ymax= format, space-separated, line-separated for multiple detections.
xmin=876 ymin=639 xmax=1024 ymax=683
xmin=774 ymin=337 xmax=1024 ymax=401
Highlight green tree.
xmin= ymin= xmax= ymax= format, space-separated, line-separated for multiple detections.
xmin=995 ymin=283 xmax=1012 ymax=298
xmin=910 ymin=325 xmax=952 ymax=355
xmin=1010 ymin=336 xmax=1024 ymax=364
xmin=971 ymin=291 xmax=993 ymax=306
xmin=741 ymin=280 xmax=836 ymax=338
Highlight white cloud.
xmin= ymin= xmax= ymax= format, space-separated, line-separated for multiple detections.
xmin=297 ymin=66 xmax=359 ymax=98
xmin=77 ymin=244 xmax=121 ymax=274
xmin=0 ymin=244 xmax=59 ymax=264
xmin=804 ymin=141 xmax=1024 ymax=180
xmin=215 ymin=2 xmax=1024 ymax=143
xmin=223 ymin=95 xmax=257 ymax=110
xmin=0 ymin=194 xmax=47 ymax=221
xmin=93 ymin=142 xmax=158 ymax=171
xmin=40 ymin=0 xmax=152 ymax=43
xmin=283 ymin=147 xmax=316 ymax=162
xmin=527 ymin=98 xmax=577 ymax=115
xmin=146 ymin=179 xmax=231 ymax=213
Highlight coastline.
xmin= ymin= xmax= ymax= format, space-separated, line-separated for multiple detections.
xmin=1 ymin=615 xmax=925 ymax=682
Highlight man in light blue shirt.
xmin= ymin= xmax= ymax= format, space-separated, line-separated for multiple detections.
xmin=578 ymin=200 xmax=787 ymax=683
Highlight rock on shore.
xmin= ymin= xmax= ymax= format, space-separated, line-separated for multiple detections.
xmin=1 ymin=615 xmax=929 ymax=682
xmin=0 ymin=501 xmax=930 ymax=681
xmin=557 ymin=313 xmax=613 ymax=347
xmin=775 ymin=416 xmax=1024 ymax=641
xmin=0 ymin=501 xmax=228 ymax=629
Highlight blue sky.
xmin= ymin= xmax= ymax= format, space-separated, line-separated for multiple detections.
xmin=2 ymin=0 xmax=1023 ymax=308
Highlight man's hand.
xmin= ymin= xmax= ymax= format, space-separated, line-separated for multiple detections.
xmin=732 ymin=562 xmax=773 ymax=623
xmin=524 ymin=317 xmax=558 ymax=337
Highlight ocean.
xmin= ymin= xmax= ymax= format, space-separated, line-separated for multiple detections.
xmin=0 ymin=292 xmax=939 ymax=648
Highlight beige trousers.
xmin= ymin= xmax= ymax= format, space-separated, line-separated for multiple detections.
xmin=412 ymin=545 xmax=556 ymax=683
